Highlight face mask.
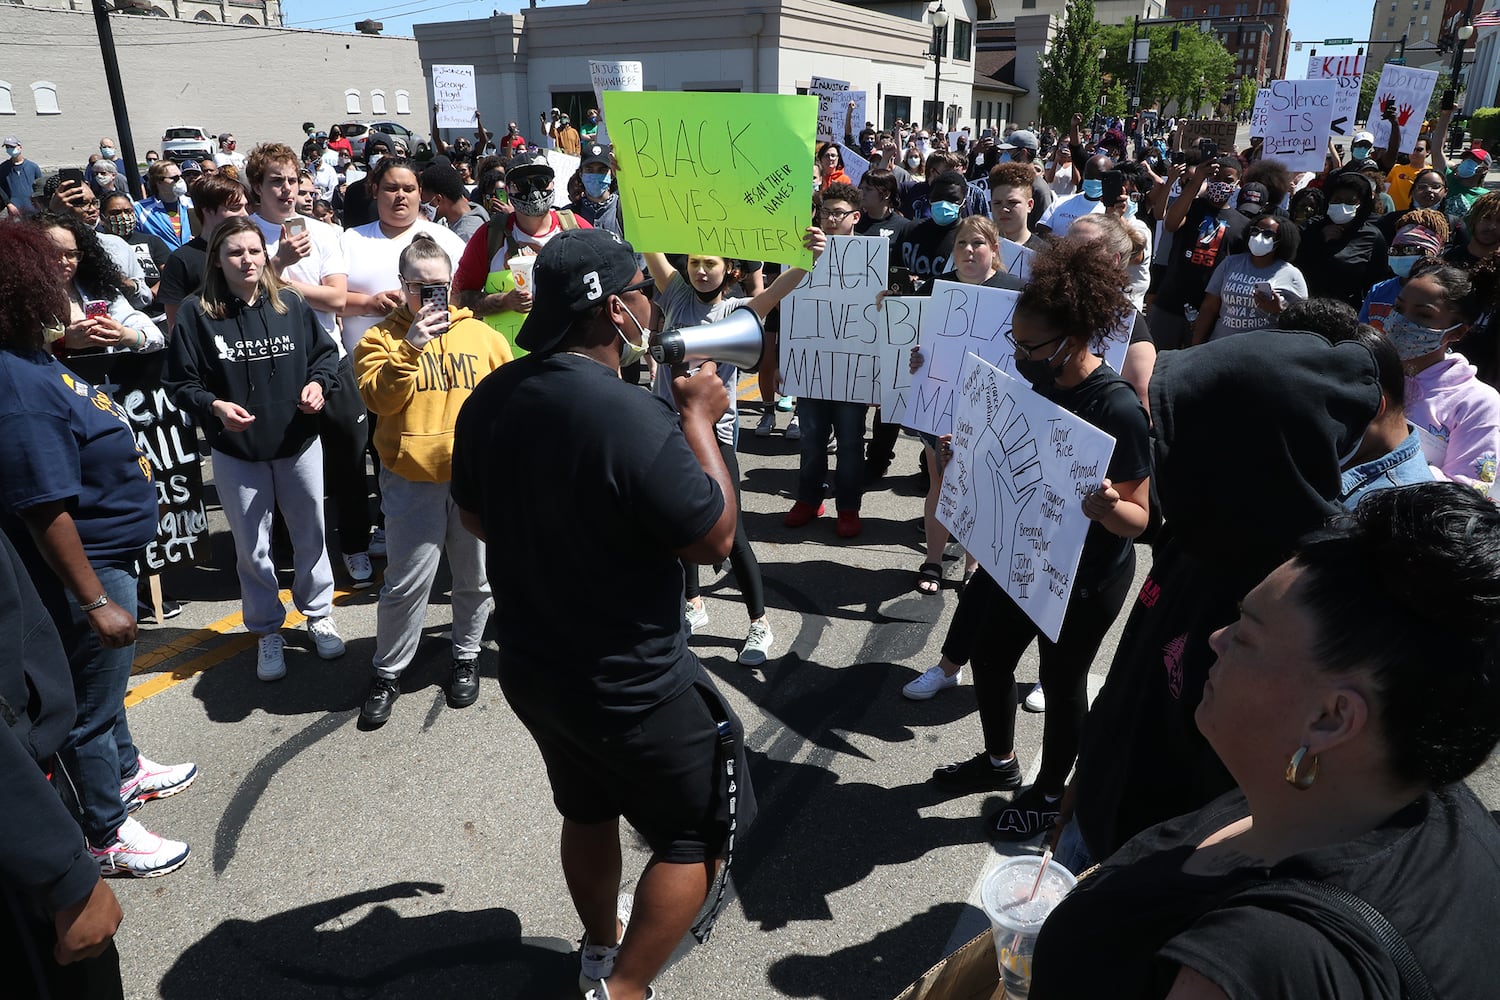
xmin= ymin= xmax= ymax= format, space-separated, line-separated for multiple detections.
xmin=4 ymin=146 xmax=17 ymax=157
xmin=512 ymin=189 xmax=553 ymax=217
xmin=1247 ymin=232 xmax=1277 ymax=257
xmin=367 ymin=154 xmax=383 ymax=169
xmin=1351 ymin=146 xmax=1371 ymax=161
xmin=170 ymin=179 xmax=188 ymax=199
xmin=930 ymin=200 xmax=961 ymax=226
xmin=614 ymin=297 xmax=651 ymax=367
xmin=101 ymin=147 xmax=116 ymax=159
xmin=1457 ymin=159 xmax=1482 ymax=179
xmin=44 ymin=320 xmax=66 ymax=346
xmin=1388 ymin=254 xmax=1420 ymax=278
xmin=999 ymin=152 xmax=1013 ymax=163
xmin=1014 ymin=341 xmax=1072 ymax=391
xmin=420 ymin=202 xmax=437 ymax=221
xmin=105 ymin=214 xmax=136 ymax=238
xmin=1327 ymin=202 xmax=1359 ymax=224
xmin=1384 ymin=311 xmax=1460 ymax=361
xmin=907 ymin=156 xmax=922 ymax=168
xmin=582 ymin=172 xmax=612 ymax=198
xmin=1082 ymin=178 xmax=1104 ymax=200
xmin=1204 ymin=180 xmax=1235 ymax=205
xmin=1123 ymin=195 xmax=1138 ymax=220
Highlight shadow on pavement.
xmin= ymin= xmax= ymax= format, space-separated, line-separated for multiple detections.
xmin=158 ymin=881 xmax=578 ymax=999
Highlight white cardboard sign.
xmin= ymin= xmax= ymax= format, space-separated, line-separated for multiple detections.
xmin=1248 ymin=88 xmax=1272 ymax=138
xmin=1305 ymin=53 xmax=1364 ymax=139
xmin=780 ymin=236 xmax=900 ymax=404
xmin=809 ymin=76 xmax=851 ymax=142
xmin=1260 ymin=78 xmax=1336 ymax=173
xmin=938 ymin=354 xmax=1115 ymax=642
xmin=588 ymin=59 xmax=643 ymax=147
xmin=1369 ymin=64 xmax=1439 ymax=155
xmin=903 ymin=279 xmax=1022 ymax=437
xmin=432 ymin=64 xmax=478 ymax=130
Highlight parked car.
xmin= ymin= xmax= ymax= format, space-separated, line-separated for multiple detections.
xmin=161 ymin=126 xmax=214 ymax=164
xmin=335 ymin=121 xmax=426 ymax=159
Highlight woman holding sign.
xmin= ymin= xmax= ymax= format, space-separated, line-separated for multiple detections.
xmin=929 ymin=238 xmax=1151 ymax=843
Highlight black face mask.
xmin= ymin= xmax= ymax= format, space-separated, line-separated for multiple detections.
xmin=1014 ymin=342 xmax=1070 ymax=391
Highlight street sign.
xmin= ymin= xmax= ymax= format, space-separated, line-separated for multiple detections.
xmin=1323 ymin=37 xmax=1354 ymax=44
xmin=1389 ymin=57 xmax=1407 ymax=64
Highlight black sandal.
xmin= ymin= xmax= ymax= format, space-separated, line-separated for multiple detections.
xmin=915 ymin=562 xmax=942 ymax=595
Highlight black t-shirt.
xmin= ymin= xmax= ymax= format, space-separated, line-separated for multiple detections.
xmin=894 ymin=218 xmax=960 ymax=280
xmin=1032 ymin=785 xmax=1500 ymax=1000
xmin=1039 ymin=365 xmax=1152 ymax=586
xmin=1442 ymin=242 xmax=1482 ymax=269
xmin=450 ymin=352 xmax=725 ymax=726
xmin=342 ymin=178 xmax=376 ymax=230
xmin=158 ymin=237 xmax=208 ymax=307
xmin=1297 ymin=219 xmax=1391 ymax=310
xmin=125 ymin=230 xmax=171 ymax=287
xmin=1155 ymin=200 xmax=1249 ymax=313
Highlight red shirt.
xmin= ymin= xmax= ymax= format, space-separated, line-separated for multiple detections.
xmin=452 ymin=211 xmax=593 ymax=292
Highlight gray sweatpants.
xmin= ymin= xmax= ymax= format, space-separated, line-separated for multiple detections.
xmin=373 ymin=467 xmax=492 ymax=679
xmin=213 ymin=442 xmax=335 ymax=635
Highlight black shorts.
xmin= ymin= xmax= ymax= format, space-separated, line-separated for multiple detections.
xmin=505 ymin=673 xmax=753 ymax=865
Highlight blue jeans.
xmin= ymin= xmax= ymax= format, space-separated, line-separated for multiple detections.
xmin=56 ymin=565 xmax=140 ymax=846
xmin=1054 ymin=816 xmax=1096 ymax=875
xmin=796 ymin=398 xmax=866 ymax=511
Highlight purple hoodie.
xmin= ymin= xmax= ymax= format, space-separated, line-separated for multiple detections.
xmin=1406 ymin=352 xmax=1500 ymax=490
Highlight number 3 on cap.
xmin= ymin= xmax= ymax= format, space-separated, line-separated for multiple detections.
xmin=583 ymin=270 xmax=603 ymax=300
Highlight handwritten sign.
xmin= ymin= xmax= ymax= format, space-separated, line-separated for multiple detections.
xmin=1249 ymin=88 xmax=1271 ymax=138
xmin=938 ymin=355 xmax=1115 ymax=641
xmin=780 ymin=236 xmax=898 ymax=403
xmin=838 ymin=144 xmax=869 ymax=186
xmin=1184 ymin=119 xmax=1238 ymax=152
xmin=1369 ymin=64 xmax=1438 ymax=155
xmin=809 ymin=76 xmax=850 ymax=141
xmin=870 ymin=294 xmax=928 ymax=421
xmin=606 ymin=91 xmax=817 ymax=268
xmin=1306 ymin=53 xmax=1364 ymax=139
xmin=903 ymin=279 xmax=1023 ymax=437
xmin=588 ymin=58 xmax=643 ymax=147
xmin=1261 ymin=78 xmax=1336 ymax=173
xmin=65 ymin=352 xmax=209 ymax=571
xmin=544 ymin=149 xmax=581 ymax=207
xmin=1000 ymin=238 xmax=1034 ymax=283
xmin=432 ymin=64 xmax=477 ymax=130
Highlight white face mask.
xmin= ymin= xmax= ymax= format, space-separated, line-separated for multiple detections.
xmin=170 ymin=179 xmax=188 ymax=199
xmin=614 ymin=296 xmax=651 ymax=367
xmin=1247 ymin=232 xmax=1277 ymax=257
xmin=1327 ymin=202 xmax=1358 ymax=224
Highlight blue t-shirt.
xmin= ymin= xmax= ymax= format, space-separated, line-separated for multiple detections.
xmin=0 ymin=351 xmax=157 ymax=566
xmin=0 ymin=157 xmax=42 ymax=216
xmin=1358 ymin=276 xmax=1400 ymax=332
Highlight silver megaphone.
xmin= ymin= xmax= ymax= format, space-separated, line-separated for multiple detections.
xmin=650 ymin=306 xmax=766 ymax=371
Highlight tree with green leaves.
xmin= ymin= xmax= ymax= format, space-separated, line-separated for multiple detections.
xmin=1097 ymin=21 xmax=1236 ymax=116
xmin=1038 ymin=0 xmax=1104 ymax=127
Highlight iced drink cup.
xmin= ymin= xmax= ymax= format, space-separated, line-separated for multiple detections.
xmin=980 ymin=856 xmax=1076 ymax=999
xmin=508 ymin=255 xmax=534 ymax=293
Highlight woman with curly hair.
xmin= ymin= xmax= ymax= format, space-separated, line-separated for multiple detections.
xmin=32 ymin=211 xmax=162 ymax=354
xmin=0 ymin=223 xmax=195 ymax=878
xmin=930 ymin=237 xmax=1152 ymax=842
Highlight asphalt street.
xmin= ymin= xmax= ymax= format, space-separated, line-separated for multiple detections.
xmin=116 ymin=379 xmax=1500 ymax=1000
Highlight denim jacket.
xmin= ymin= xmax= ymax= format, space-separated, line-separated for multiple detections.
xmin=1339 ymin=426 xmax=1435 ymax=508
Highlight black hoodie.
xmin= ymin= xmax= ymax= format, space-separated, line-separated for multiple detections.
xmin=166 ymin=289 xmax=339 ymax=463
xmin=1071 ymin=330 xmax=1381 ymax=860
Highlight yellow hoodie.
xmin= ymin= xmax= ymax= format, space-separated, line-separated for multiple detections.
xmin=355 ymin=304 xmax=514 ymax=483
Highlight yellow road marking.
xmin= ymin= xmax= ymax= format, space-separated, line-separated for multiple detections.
xmin=126 ymin=585 xmax=361 ymax=709
xmin=736 ymin=373 xmax=764 ymax=401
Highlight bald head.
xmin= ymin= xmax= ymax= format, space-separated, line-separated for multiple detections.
xmin=1084 ymin=154 xmax=1114 ymax=180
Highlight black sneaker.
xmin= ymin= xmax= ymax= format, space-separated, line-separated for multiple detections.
xmin=986 ymin=785 xmax=1062 ymax=842
xmin=360 ymin=677 xmax=400 ymax=727
xmin=931 ymin=752 xmax=1023 ymax=793
xmin=136 ymin=597 xmax=182 ymax=625
xmin=447 ymin=658 xmax=480 ymax=708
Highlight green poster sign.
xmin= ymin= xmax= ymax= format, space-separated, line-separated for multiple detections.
xmin=603 ymin=91 xmax=817 ymax=269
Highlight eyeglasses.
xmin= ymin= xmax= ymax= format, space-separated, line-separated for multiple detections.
xmin=819 ymin=207 xmax=855 ymax=223
xmin=57 ymin=249 xmax=82 ymax=262
xmin=1004 ymin=331 xmax=1066 ymax=359
xmin=161 ymin=173 xmax=182 ymax=182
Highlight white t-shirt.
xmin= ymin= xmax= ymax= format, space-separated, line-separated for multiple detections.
xmin=1038 ymin=191 xmax=1103 ymax=234
xmin=214 ymin=150 xmax=246 ymax=170
xmin=1124 ymin=217 xmax=1152 ymax=312
xmin=253 ymin=213 xmax=348 ymax=353
xmin=339 ymin=219 xmax=466 ymax=353
xmin=314 ymin=161 xmax=339 ymax=202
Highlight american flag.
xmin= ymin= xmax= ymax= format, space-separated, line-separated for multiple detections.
xmin=1472 ymin=9 xmax=1500 ymax=27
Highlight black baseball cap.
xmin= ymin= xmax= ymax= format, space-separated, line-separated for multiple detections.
xmin=516 ymin=228 xmax=649 ymax=354
xmin=580 ymin=143 xmax=612 ymax=169
xmin=1236 ymin=181 xmax=1269 ymax=216
xmin=506 ymin=151 xmax=554 ymax=184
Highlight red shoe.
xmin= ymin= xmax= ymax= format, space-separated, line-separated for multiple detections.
xmin=836 ymin=510 xmax=862 ymax=538
xmin=784 ymin=500 xmax=825 ymax=528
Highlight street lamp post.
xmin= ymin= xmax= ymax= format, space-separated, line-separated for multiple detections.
xmin=930 ymin=2 xmax=949 ymax=131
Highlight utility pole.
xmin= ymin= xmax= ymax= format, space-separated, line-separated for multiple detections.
xmin=91 ymin=0 xmax=142 ymax=198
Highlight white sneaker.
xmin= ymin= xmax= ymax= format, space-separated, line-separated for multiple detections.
xmin=903 ymin=664 xmax=961 ymax=700
xmin=121 ymin=754 xmax=197 ymax=811
xmin=584 ymin=987 xmax=655 ymax=1000
xmin=343 ymin=551 xmax=374 ymax=588
xmin=307 ymin=616 xmax=346 ymax=659
xmin=578 ymin=894 xmax=634 ymax=993
xmin=257 ymin=632 xmax=287 ymax=681
xmin=755 ymin=411 xmax=777 ymax=437
xmin=367 ymin=527 xmax=387 ymax=558
xmin=785 ymin=415 xmax=802 ymax=440
xmin=1023 ymin=682 xmax=1046 ymax=713
xmin=684 ymin=601 xmax=709 ymax=633
xmin=739 ymin=619 xmax=775 ymax=666
xmin=90 ymin=817 xmax=189 ymax=878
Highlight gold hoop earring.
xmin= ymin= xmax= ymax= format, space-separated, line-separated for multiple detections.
xmin=1285 ymin=746 xmax=1319 ymax=790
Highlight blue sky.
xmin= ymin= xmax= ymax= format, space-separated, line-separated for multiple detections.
xmin=281 ymin=0 xmax=1378 ymax=65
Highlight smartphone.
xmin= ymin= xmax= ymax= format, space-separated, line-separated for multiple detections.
xmin=59 ymin=167 xmax=86 ymax=187
xmin=1199 ymin=140 xmax=1218 ymax=160
xmin=1100 ymin=170 xmax=1124 ymax=204
xmin=1171 ymin=150 xmax=1188 ymax=165
xmin=85 ymin=299 xmax=110 ymax=319
xmin=1253 ymin=281 xmax=1274 ymax=299
xmin=1441 ymin=90 xmax=1456 ymax=111
xmin=888 ymin=266 xmax=914 ymax=295
xmin=420 ymin=284 xmax=450 ymax=333
xmin=284 ymin=216 xmax=307 ymax=238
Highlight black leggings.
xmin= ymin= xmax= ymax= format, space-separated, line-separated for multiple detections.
xmin=319 ymin=356 xmax=374 ymax=553
xmin=684 ymin=442 xmax=765 ymax=621
xmin=968 ymin=553 xmax=1136 ymax=794
xmin=940 ymin=567 xmax=1000 ymax=666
